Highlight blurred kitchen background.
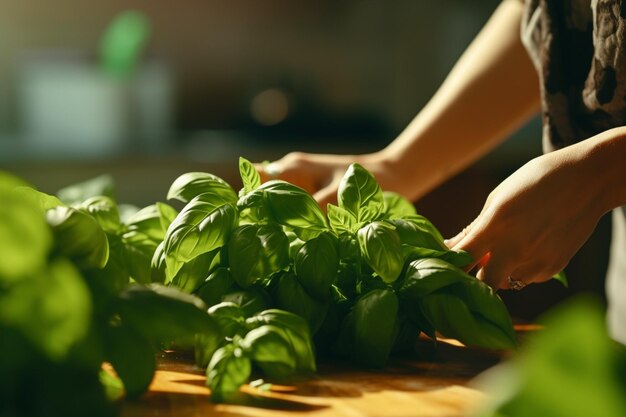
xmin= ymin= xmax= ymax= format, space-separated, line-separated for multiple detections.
xmin=0 ymin=0 xmax=611 ymax=319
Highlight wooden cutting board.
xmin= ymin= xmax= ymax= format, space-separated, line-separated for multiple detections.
xmin=120 ymin=331 xmax=522 ymax=417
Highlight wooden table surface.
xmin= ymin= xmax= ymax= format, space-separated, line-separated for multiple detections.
xmin=119 ymin=329 xmax=533 ymax=417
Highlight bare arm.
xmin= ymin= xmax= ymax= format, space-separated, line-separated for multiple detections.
xmin=379 ymin=0 xmax=539 ymax=200
xmin=447 ymin=126 xmax=626 ymax=289
xmin=258 ymin=0 xmax=539 ymax=205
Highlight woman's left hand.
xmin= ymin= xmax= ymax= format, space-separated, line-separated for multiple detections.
xmin=445 ymin=147 xmax=607 ymax=290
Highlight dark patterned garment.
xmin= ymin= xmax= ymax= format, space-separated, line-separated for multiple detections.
xmin=521 ymin=0 xmax=626 ymax=344
xmin=521 ymin=0 xmax=626 ymax=152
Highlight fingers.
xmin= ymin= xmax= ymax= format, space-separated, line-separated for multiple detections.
xmin=254 ymin=162 xmax=282 ymax=183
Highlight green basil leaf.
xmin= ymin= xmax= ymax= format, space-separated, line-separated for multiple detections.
xmin=275 ymin=272 xmax=328 ymax=334
xmin=397 ymin=258 xmax=467 ymax=298
xmin=207 ymin=344 xmax=251 ymax=403
xmin=167 ymin=172 xmax=237 ymax=204
xmin=117 ymin=284 xmax=217 ymax=343
xmin=77 ymin=196 xmax=121 ymax=234
xmin=150 ymin=241 xmax=167 ymax=284
xmin=88 ymin=233 xmax=130 ymax=295
xmin=13 ymin=186 xmax=63 ymax=214
xmin=195 ymin=330 xmax=226 ymax=368
xmin=357 ymin=221 xmax=403 ymax=283
xmin=104 ymin=323 xmax=155 ymax=398
xmin=240 ymin=324 xmax=297 ymax=379
xmin=163 ymin=198 xmax=237 ymax=273
xmin=208 ymin=302 xmax=247 ymax=338
xmin=327 ymin=203 xmax=357 ymax=233
xmin=121 ymin=229 xmax=159 ymax=284
xmin=237 ymin=181 xmax=328 ymax=240
xmin=420 ymin=291 xmax=516 ymax=350
xmin=337 ymin=288 xmax=398 ymax=368
xmin=448 ymin=278 xmax=516 ymax=347
xmin=246 ymin=309 xmax=316 ymax=373
xmin=222 ymin=287 xmax=271 ymax=317
xmin=125 ymin=203 xmax=177 ymax=242
xmin=337 ymin=163 xmax=384 ymax=223
xmin=388 ymin=218 xmax=447 ymax=251
xmin=0 ymin=258 xmax=91 ymax=359
xmin=239 ymin=156 xmax=262 ymax=195
xmin=196 ymin=267 xmax=235 ymax=307
xmin=294 ymin=231 xmax=339 ymax=300
xmin=402 ymin=245 xmax=474 ymax=269
xmin=0 ymin=187 xmax=51 ymax=282
xmin=57 ymin=174 xmax=116 ymax=205
xmin=382 ymin=191 xmax=416 ymax=218
xmin=228 ymin=224 xmax=289 ymax=288
xmin=47 ymin=206 xmax=109 ymax=269
xmin=399 ymin=214 xmax=445 ymax=243
xmin=168 ymin=249 xmax=219 ymax=293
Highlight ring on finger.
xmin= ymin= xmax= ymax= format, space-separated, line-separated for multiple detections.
xmin=507 ymin=276 xmax=527 ymax=291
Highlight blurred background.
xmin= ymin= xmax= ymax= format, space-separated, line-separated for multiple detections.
xmin=0 ymin=0 xmax=611 ymax=319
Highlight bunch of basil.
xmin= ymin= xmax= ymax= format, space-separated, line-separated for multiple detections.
xmin=155 ymin=158 xmax=517 ymax=396
xmin=0 ymin=158 xmax=517 ymax=411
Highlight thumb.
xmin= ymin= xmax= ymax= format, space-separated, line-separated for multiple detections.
xmin=444 ymin=219 xmax=476 ymax=249
xmin=254 ymin=161 xmax=282 ymax=183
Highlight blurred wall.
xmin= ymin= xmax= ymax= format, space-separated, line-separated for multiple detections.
xmin=0 ymin=0 xmax=499 ymax=135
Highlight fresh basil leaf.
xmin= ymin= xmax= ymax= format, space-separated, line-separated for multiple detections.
xmin=47 ymin=206 xmax=109 ymax=269
xmin=382 ymin=191 xmax=416 ymax=218
xmin=222 ymin=287 xmax=271 ymax=317
xmin=168 ymin=249 xmax=218 ymax=293
xmin=125 ymin=203 xmax=176 ymax=242
xmin=206 ymin=344 xmax=251 ymax=403
xmin=104 ymin=323 xmax=155 ymax=398
xmin=448 ymin=278 xmax=516 ymax=347
xmin=400 ymin=214 xmax=445 ymax=243
xmin=398 ymin=258 xmax=468 ymax=298
xmin=294 ymin=231 xmax=339 ymax=301
xmin=240 ymin=324 xmax=297 ymax=379
xmin=275 ymin=272 xmax=328 ymax=334
xmin=88 ymin=233 xmax=130 ymax=295
xmin=163 ymin=197 xmax=237 ymax=274
xmin=327 ymin=203 xmax=357 ymax=233
xmin=77 ymin=196 xmax=121 ymax=234
xmin=237 ymin=181 xmax=328 ymax=240
xmin=246 ymin=309 xmax=316 ymax=373
xmin=239 ymin=157 xmax=262 ymax=195
xmin=167 ymin=172 xmax=237 ymax=204
xmin=228 ymin=224 xmax=289 ymax=288
xmin=195 ymin=330 xmax=226 ymax=368
xmin=402 ymin=245 xmax=474 ymax=268
xmin=13 ymin=186 xmax=63 ymax=214
xmin=0 ymin=187 xmax=51 ymax=282
xmin=121 ymin=230 xmax=159 ymax=284
xmin=196 ymin=267 xmax=235 ymax=307
xmin=116 ymin=284 xmax=217 ymax=343
xmin=357 ymin=221 xmax=403 ymax=283
xmin=337 ymin=163 xmax=384 ymax=223
xmin=0 ymin=258 xmax=91 ymax=359
xmin=57 ymin=174 xmax=116 ymax=205
xmin=420 ymin=291 xmax=516 ymax=350
xmin=208 ymin=302 xmax=247 ymax=338
xmin=337 ymin=289 xmax=398 ymax=368
xmin=388 ymin=218 xmax=447 ymax=251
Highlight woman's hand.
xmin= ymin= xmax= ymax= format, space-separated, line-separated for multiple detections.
xmin=255 ymin=151 xmax=395 ymax=207
xmin=446 ymin=145 xmax=609 ymax=290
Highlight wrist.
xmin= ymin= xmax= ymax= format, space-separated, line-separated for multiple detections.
xmin=576 ymin=127 xmax=626 ymax=214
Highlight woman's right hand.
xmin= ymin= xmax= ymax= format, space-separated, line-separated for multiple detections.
xmin=255 ymin=151 xmax=394 ymax=207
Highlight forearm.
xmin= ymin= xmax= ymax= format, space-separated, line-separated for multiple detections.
xmin=570 ymin=127 xmax=626 ymax=214
xmin=374 ymin=0 xmax=539 ymax=200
